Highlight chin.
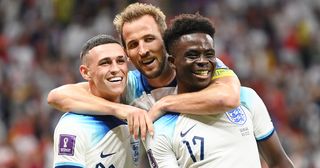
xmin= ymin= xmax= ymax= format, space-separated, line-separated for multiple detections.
xmin=142 ymin=70 xmax=161 ymax=79
xmin=191 ymin=82 xmax=211 ymax=91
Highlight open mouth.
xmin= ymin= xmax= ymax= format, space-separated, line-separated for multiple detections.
xmin=193 ymin=70 xmax=210 ymax=76
xmin=141 ymin=58 xmax=155 ymax=65
xmin=107 ymin=76 xmax=123 ymax=82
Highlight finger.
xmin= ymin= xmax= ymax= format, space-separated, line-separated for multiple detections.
xmin=140 ymin=115 xmax=147 ymax=141
xmin=133 ymin=114 xmax=140 ymax=140
xmin=128 ymin=114 xmax=133 ymax=135
xmin=145 ymin=114 xmax=154 ymax=137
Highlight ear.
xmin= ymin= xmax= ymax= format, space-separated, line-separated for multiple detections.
xmin=167 ymin=55 xmax=176 ymax=70
xmin=79 ymin=65 xmax=91 ymax=81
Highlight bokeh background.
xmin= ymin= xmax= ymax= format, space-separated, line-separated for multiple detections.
xmin=0 ymin=0 xmax=319 ymax=167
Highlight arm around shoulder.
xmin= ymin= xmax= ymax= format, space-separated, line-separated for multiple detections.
xmin=150 ymin=75 xmax=240 ymax=116
xmin=47 ymin=82 xmax=90 ymax=112
xmin=47 ymin=82 xmax=127 ymax=117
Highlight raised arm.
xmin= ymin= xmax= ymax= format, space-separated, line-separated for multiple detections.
xmin=148 ymin=70 xmax=240 ymax=121
xmin=258 ymin=132 xmax=295 ymax=168
xmin=47 ymin=82 xmax=153 ymax=139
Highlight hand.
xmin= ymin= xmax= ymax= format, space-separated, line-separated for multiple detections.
xmin=126 ymin=107 xmax=154 ymax=141
xmin=148 ymin=100 xmax=166 ymax=122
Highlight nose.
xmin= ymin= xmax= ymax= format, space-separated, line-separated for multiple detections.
xmin=110 ymin=61 xmax=120 ymax=74
xmin=138 ymin=42 xmax=149 ymax=57
xmin=196 ymin=56 xmax=209 ymax=67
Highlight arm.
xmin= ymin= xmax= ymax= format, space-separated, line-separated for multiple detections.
xmin=47 ymin=82 xmax=153 ymax=140
xmin=47 ymin=82 xmax=128 ymax=117
xmin=258 ymin=132 xmax=295 ymax=168
xmin=243 ymin=87 xmax=294 ymax=167
xmin=148 ymin=74 xmax=240 ymax=121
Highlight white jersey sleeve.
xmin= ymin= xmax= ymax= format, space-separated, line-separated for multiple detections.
xmin=53 ymin=113 xmax=136 ymax=168
xmin=53 ymin=114 xmax=87 ymax=168
xmin=240 ymin=87 xmax=275 ymax=140
xmin=144 ymin=113 xmax=180 ymax=168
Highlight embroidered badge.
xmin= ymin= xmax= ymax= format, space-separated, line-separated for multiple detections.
xmin=58 ymin=134 xmax=76 ymax=156
xmin=130 ymin=139 xmax=140 ymax=166
xmin=226 ymin=107 xmax=247 ymax=125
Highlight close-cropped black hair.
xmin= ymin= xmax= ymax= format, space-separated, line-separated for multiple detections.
xmin=80 ymin=34 xmax=121 ymax=63
xmin=163 ymin=13 xmax=216 ymax=55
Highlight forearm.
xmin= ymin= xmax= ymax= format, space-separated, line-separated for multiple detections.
xmin=156 ymin=76 xmax=240 ymax=115
xmin=47 ymin=82 xmax=128 ymax=118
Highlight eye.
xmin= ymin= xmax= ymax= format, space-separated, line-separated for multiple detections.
xmin=127 ymin=41 xmax=138 ymax=50
xmin=185 ymin=51 xmax=199 ymax=59
xmin=117 ymin=58 xmax=126 ymax=65
xmin=145 ymin=36 xmax=155 ymax=43
xmin=205 ymin=51 xmax=215 ymax=59
xmin=98 ymin=59 xmax=111 ymax=66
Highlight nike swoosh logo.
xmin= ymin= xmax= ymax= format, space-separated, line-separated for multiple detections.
xmin=180 ymin=124 xmax=196 ymax=137
xmin=100 ymin=152 xmax=116 ymax=158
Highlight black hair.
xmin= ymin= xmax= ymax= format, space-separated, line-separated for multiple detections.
xmin=163 ymin=13 xmax=215 ymax=55
xmin=80 ymin=34 xmax=121 ymax=63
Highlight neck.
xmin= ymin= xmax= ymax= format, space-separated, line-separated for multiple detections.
xmin=89 ymin=82 xmax=121 ymax=103
xmin=147 ymin=62 xmax=176 ymax=88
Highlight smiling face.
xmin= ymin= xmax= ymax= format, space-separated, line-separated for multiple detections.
xmin=122 ymin=15 xmax=166 ymax=78
xmin=169 ymin=33 xmax=217 ymax=93
xmin=80 ymin=43 xmax=128 ymax=101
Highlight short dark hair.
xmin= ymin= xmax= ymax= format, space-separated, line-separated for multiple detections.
xmin=80 ymin=34 xmax=121 ymax=63
xmin=163 ymin=13 xmax=216 ymax=55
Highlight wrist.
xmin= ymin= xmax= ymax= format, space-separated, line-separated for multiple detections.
xmin=111 ymin=103 xmax=128 ymax=119
xmin=158 ymin=95 xmax=171 ymax=112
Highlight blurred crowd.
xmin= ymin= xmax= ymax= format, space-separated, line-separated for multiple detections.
xmin=0 ymin=0 xmax=319 ymax=167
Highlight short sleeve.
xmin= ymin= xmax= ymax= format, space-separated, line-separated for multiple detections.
xmin=53 ymin=115 xmax=87 ymax=168
xmin=240 ymin=87 xmax=275 ymax=141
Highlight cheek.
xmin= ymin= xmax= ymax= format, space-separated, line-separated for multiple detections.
xmin=176 ymin=63 xmax=191 ymax=76
xmin=209 ymin=60 xmax=217 ymax=69
xmin=126 ymin=49 xmax=137 ymax=60
xmin=150 ymin=40 xmax=165 ymax=53
xmin=127 ymin=53 xmax=139 ymax=63
xmin=96 ymin=67 xmax=108 ymax=78
xmin=120 ymin=65 xmax=128 ymax=74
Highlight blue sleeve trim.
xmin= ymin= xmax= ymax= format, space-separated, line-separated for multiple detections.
xmin=256 ymin=128 xmax=275 ymax=141
xmin=154 ymin=112 xmax=179 ymax=138
xmin=55 ymin=162 xmax=84 ymax=168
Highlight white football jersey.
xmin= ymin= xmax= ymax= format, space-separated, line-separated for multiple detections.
xmin=53 ymin=113 xmax=137 ymax=168
xmin=143 ymin=87 xmax=274 ymax=168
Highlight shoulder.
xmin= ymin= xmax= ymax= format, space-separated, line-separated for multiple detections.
xmin=56 ymin=113 xmax=126 ymax=134
xmin=240 ymin=87 xmax=259 ymax=106
xmin=154 ymin=113 xmax=180 ymax=137
xmin=240 ymin=86 xmax=259 ymax=101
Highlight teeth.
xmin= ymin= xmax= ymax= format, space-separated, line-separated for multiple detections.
xmin=194 ymin=70 xmax=209 ymax=76
xmin=108 ymin=77 xmax=122 ymax=82
xmin=142 ymin=58 xmax=154 ymax=64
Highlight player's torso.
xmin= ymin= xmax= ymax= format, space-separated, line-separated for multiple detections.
xmin=85 ymin=126 xmax=134 ymax=168
xmin=54 ymin=113 xmax=135 ymax=168
xmin=172 ymin=106 xmax=261 ymax=168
